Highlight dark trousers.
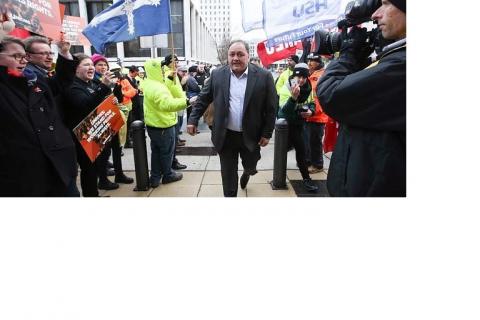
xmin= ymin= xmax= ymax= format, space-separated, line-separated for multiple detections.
xmin=288 ymin=123 xmax=310 ymax=180
xmin=218 ymin=130 xmax=260 ymax=197
xmin=97 ymin=134 xmax=124 ymax=182
xmin=305 ymin=122 xmax=325 ymax=168
xmin=75 ymin=140 xmax=99 ymax=197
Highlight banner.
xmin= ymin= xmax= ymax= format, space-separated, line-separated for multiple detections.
xmin=62 ymin=15 xmax=90 ymax=46
xmin=73 ymin=95 xmax=125 ymax=163
xmin=240 ymin=0 xmax=263 ymax=32
xmin=257 ymin=40 xmax=303 ymax=67
xmin=263 ymin=0 xmax=342 ymax=46
xmin=0 ymin=0 xmax=62 ymax=41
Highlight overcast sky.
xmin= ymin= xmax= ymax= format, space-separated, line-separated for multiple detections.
xmin=192 ymin=0 xmax=267 ymax=42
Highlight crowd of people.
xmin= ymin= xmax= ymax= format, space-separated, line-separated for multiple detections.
xmin=0 ymin=0 xmax=406 ymax=197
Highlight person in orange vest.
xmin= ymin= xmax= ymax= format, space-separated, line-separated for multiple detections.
xmin=305 ymin=53 xmax=329 ymax=173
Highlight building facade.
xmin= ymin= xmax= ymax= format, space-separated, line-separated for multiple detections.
xmin=198 ymin=0 xmax=230 ymax=45
xmin=60 ymin=0 xmax=219 ymax=66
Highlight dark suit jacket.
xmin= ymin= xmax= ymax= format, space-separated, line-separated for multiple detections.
xmin=188 ymin=63 xmax=278 ymax=152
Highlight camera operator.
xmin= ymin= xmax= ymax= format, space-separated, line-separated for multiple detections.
xmin=316 ymin=0 xmax=406 ymax=197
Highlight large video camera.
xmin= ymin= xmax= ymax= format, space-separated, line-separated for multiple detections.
xmin=312 ymin=0 xmax=391 ymax=55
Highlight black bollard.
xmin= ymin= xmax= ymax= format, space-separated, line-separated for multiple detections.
xmin=271 ymin=118 xmax=289 ymax=190
xmin=131 ymin=120 xmax=150 ymax=191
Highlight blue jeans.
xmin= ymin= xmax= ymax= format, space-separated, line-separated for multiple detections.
xmin=147 ymin=125 xmax=176 ymax=183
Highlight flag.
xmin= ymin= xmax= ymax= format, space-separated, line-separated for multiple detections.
xmin=263 ymin=0 xmax=343 ymax=47
xmin=82 ymin=0 xmax=171 ymax=53
xmin=240 ymin=0 xmax=264 ymax=32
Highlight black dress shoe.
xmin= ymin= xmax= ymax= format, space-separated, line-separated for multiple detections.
xmin=178 ymin=138 xmax=186 ymax=143
xmin=172 ymin=162 xmax=187 ymax=170
xmin=107 ymin=161 xmax=114 ymax=168
xmin=115 ymin=173 xmax=134 ymax=184
xmin=107 ymin=168 xmax=115 ymax=176
xmin=303 ymin=178 xmax=319 ymax=192
xmin=98 ymin=179 xmax=119 ymax=190
xmin=240 ymin=173 xmax=250 ymax=189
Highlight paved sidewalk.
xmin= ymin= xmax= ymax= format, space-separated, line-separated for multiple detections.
xmin=96 ymin=119 xmax=330 ymax=197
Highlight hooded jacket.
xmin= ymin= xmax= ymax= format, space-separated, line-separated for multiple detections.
xmin=142 ymin=59 xmax=187 ymax=128
xmin=277 ymin=77 xmax=315 ymax=126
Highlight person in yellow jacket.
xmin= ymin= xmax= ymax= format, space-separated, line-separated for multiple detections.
xmin=143 ymin=58 xmax=187 ymax=188
xmin=275 ymin=54 xmax=298 ymax=94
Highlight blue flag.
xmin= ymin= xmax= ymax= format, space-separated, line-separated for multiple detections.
xmin=83 ymin=0 xmax=171 ymax=53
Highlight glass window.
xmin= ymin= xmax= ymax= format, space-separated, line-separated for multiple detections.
xmin=124 ymin=39 xmax=151 ymax=57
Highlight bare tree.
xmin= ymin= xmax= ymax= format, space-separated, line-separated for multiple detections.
xmin=216 ymin=35 xmax=231 ymax=66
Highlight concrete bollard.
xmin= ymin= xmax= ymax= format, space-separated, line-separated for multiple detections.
xmin=271 ymin=118 xmax=289 ymax=190
xmin=131 ymin=120 xmax=150 ymax=191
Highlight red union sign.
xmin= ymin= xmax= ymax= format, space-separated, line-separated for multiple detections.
xmin=257 ymin=40 xmax=303 ymax=67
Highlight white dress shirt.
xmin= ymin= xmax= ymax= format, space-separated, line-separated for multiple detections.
xmin=227 ymin=67 xmax=248 ymax=132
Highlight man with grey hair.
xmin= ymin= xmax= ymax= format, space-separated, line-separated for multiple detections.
xmin=187 ymin=39 xmax=277 ymax=197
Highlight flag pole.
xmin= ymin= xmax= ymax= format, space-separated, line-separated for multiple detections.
xmin=168 ymin=0 xmax=176 ymax=83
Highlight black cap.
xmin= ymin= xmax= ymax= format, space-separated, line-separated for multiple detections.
xmin=163 ymin=54 xmax=179 ymax=66
xmin=289 ymin=55 xmax=299 ymax=64
xmin=128 ymin=65 xmax=139 ymax=72
xmin=390 ymin=0 xmax=406 ymax=13
xmin=293 ymin=63 xmax=309 ymax=78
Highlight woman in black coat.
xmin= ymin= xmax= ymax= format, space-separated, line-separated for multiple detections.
xmin=0 ymin=36 xmax=77 ymax=196
xmin=63 ymin=53 xmax=115 ymax=197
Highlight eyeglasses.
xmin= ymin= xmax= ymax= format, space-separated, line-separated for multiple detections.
xmin=28 ymin=51 xmax=55 ymax=57
xmin=0 ymin=53 xmax=28 ymax=62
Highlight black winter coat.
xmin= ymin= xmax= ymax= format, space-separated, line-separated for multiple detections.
xmin=317 ymin=44 xmax=406 ymax=197
xmin=63 ymin=77 xmax=112 ymax=130
xmin=0 ymin=66 xmax=77 ymax=196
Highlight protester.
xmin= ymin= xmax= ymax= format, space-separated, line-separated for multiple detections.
xmin=162 ymin=54 xmax=188 ymax=171
xmin=124 ymin=65 xmax=142 ymax=148
xmin=194 ymin=63 xmax=207 ymax=87
xmin=249 ymin=57 xmax=262 ymax=67
xmin=187 ymin=40 xmax=277 ymax=197
xmin=185 ymin=65 xmax=201 ymax=122
xmin=23 ymin=35 xmax=81 ymax=196
xmin=275 ymin=54 xmax=298 ymax=93
xmin=0 ymin=36 xmax=77 ymax=196
xmin=316 ymin=0 xmax=406 ymax=196
xmin=175 ymin=65 xmax=189 ymax=148
xmin=305 ymin=53 xmax=329 ymax=174
xmin=63 ymin=53 xmax=117 ymax=197
xmin=277 ymin=63 xmax=318 ymax=192
xmin=91 ymin=55 xmax=134 ymax=189
xmin=143 ymin=58 xmax=188 ymax=188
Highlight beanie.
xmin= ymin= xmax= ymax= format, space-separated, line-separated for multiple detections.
xmin=292 ymin=62 xmax=309 ymax=78
xmin=91 ymin=53 xmax=108 ymax=67
xmin=289 ymin=54 xmax=299 ymax=64
xmin=389 ymin=0 xmax=406 ymax=13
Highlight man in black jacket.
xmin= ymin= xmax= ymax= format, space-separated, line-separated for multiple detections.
xmin=0 ymin=36 xmax=77 ymax=196
xmin=316 ymin=0 xmax=406 ymax=197
xmin=187 ymin=40 xmax=277 ymax=197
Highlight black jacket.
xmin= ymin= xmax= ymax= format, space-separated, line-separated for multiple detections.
xmin=317 ymin=43 xmax=406 ymax=196
xmin=188 ymin=63 xmax=278 ymax=152
xmin=0 ymin=66 xmax=77 ymax=196
xmin=63 ymin=77 xmax=112 ymax=130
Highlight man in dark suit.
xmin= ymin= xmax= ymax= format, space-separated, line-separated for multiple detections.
xmin=187 ymin=40 xmax=278 ymax=197
xmin=124 ymin=65 xmax=142 ymax=148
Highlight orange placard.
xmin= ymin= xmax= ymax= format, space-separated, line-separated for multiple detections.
xmin=1 ymin=0 xmax=62 ymax=41
xmin=73 ymin=95 xmax=125 ymax=162
xmin=62 ymin=15 xmax=90 ymax=46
